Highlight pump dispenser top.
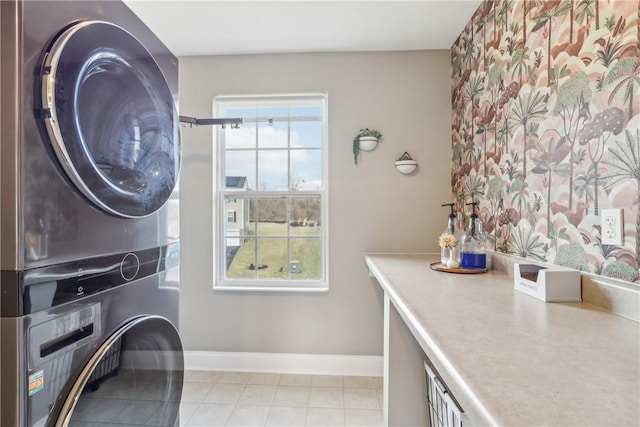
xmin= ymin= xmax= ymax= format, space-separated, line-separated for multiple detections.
xmin=441 ymin=203 xmax=456 ymax=234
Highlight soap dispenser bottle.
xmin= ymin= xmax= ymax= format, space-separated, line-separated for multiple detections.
xmin=460 ymin=201 xmax=487 ymax=269
xmin=440 ymin=203 xmax=461 ymax=266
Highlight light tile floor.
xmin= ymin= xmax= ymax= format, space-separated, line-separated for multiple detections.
xmin=181 ymin=371 xmax=384 ymax=427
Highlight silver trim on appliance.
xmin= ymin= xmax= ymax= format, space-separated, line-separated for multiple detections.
xmin=41 ymin=21 xmax=123 ymax=217
xmin=1 ymin=0 xmax=23 ymax=269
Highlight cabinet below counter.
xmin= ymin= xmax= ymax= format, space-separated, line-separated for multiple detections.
xmin=365 ymin=253 xmax=639 ymax=427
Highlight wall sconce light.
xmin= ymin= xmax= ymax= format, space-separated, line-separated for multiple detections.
xmin=395 ymin=152 xmax=418 ymax=174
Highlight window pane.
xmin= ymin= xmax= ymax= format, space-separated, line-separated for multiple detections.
xmin=258 ymin=106 xmax=288 ymax=119
xmin=289 ymin=197 xmax=321 ymax=236
xmin=224 ymin=196 xmax=251 ymax=238
xmin=291 ymin=121 xmax=321 ymax=148
xmin=290 ymin=238 xmax=321 ymax=279
xmin=226 ymin=238 xmax=255 ymax=279
xmin=257 ymin=238 xmax=288 ymax=279
xmin=225 ymin=122 xmax=256 ymax=149
xmin=258 ymin=121 xmax=288 ymax=149
xmin=224 ymin=107 xmax=257 ymax=119
xmin=226 ymin=151 xmax=256 ymax=190
xmin=290 ymin=149 xmax=321 ymax=190
xmin=258 ymin=150 xmax=288 ymax=190
xmin=256 ymin=198 xmax=287 ymax=236
xmin=290 ymin=105 xmax=321 ymax=117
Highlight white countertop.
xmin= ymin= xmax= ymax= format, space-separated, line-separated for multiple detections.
xmin=366 ymin=253 xmax=640 ymax=426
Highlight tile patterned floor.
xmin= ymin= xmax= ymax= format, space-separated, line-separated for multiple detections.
xmin=180 ymin=371 xmax=383 ymax=427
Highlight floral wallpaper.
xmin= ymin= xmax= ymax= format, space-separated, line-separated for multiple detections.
xmin=451 ymin=0 xmax=640 ymax=283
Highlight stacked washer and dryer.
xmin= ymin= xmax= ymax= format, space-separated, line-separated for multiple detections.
xmin=1 ymin=1 xmax=184 ymax=426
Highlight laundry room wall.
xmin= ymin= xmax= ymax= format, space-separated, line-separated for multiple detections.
xmin=178 ymin=50 xmax=451 ymax=364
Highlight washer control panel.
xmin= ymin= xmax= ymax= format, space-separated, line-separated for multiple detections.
xmin=0 ymin=243 xmax=180 ymax=316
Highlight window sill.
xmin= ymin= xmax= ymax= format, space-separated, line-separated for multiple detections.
xmin=213 ymin=282 xmax=328 ymax=293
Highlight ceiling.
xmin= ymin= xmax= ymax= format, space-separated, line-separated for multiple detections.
xmin=123 ymin=0 xmax=482 ymax=56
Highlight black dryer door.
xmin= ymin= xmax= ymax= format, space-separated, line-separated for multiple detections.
xmin=41 ymin=21 xmax=181 ymax=218
xmin=51 ymin=315 xmax=184 ymax=427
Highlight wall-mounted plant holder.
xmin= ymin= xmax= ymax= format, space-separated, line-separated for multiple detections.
xmin=358 ymin=136 xmax=378 ymax=151
xmin=353 ymin=128 xmax=382 ymax=165
xmin=395 ymin=152 xmax=418 ymax=174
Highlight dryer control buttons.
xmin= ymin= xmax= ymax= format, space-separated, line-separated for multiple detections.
xmin=120 ymin=253 xmax=140 ymax=281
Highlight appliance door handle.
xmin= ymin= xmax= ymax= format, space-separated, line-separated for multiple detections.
xmin=40 ymin=324 xmax=95 ymax=358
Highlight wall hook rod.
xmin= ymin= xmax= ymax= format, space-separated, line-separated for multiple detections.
xmin=179 ymin=116 xmax=243 ymax=128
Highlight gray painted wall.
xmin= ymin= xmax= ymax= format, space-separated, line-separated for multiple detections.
xmin=178 ymin=50 xmax=451 ymax=355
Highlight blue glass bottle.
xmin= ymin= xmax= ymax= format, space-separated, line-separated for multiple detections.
xmin=460 ymin=202 xmax=486 ymax=269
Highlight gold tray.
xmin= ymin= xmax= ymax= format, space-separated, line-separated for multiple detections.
xmin=430 ymin=262 xmax=487 ymax=274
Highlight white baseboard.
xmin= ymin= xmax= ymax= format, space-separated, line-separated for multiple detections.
xmin=184 ymin=351 xmax=383 ymax=377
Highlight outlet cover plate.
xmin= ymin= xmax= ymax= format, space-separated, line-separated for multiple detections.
xmin=601 ymin=209 xmax=624 ymax=246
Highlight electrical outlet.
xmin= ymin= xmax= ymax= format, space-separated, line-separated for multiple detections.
xmin=601 ymin=209 xmax=624 ymax=246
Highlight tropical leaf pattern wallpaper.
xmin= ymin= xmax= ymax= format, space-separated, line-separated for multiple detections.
xmin=451 ymin=0 xmax=640 ymax=283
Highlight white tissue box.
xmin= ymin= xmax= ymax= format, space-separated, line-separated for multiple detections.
xmin=514 ymin=263 xmax=581 ymax=302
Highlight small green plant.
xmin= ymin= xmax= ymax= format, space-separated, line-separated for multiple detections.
xmin=353 ymin=128 xmax=382 ymax=165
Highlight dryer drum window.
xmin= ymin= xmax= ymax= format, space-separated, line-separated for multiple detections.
xmin=41 ymin=21 xmax=181 ymax=218
xmin=53 ymin=316 xmax=184 ymax=427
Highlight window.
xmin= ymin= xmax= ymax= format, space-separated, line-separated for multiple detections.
xmin=214 ymin=94 xmax=328 ymax=291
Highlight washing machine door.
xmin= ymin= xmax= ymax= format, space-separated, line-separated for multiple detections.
xmin=41 ymin=21 xmax=181 ymax=218
xmin=51 ymin=316 xmax=184 ymax=427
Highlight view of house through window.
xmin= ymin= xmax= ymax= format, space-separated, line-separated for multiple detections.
xmin=215 ymin=94 xmax=327 ymax=290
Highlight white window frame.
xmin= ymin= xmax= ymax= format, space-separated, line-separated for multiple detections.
xmin=213 ymin=93 xmax=329 ymax=292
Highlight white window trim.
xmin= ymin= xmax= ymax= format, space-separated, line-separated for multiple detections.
xmin=212 ymin=93 xmax=329 ymax=292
